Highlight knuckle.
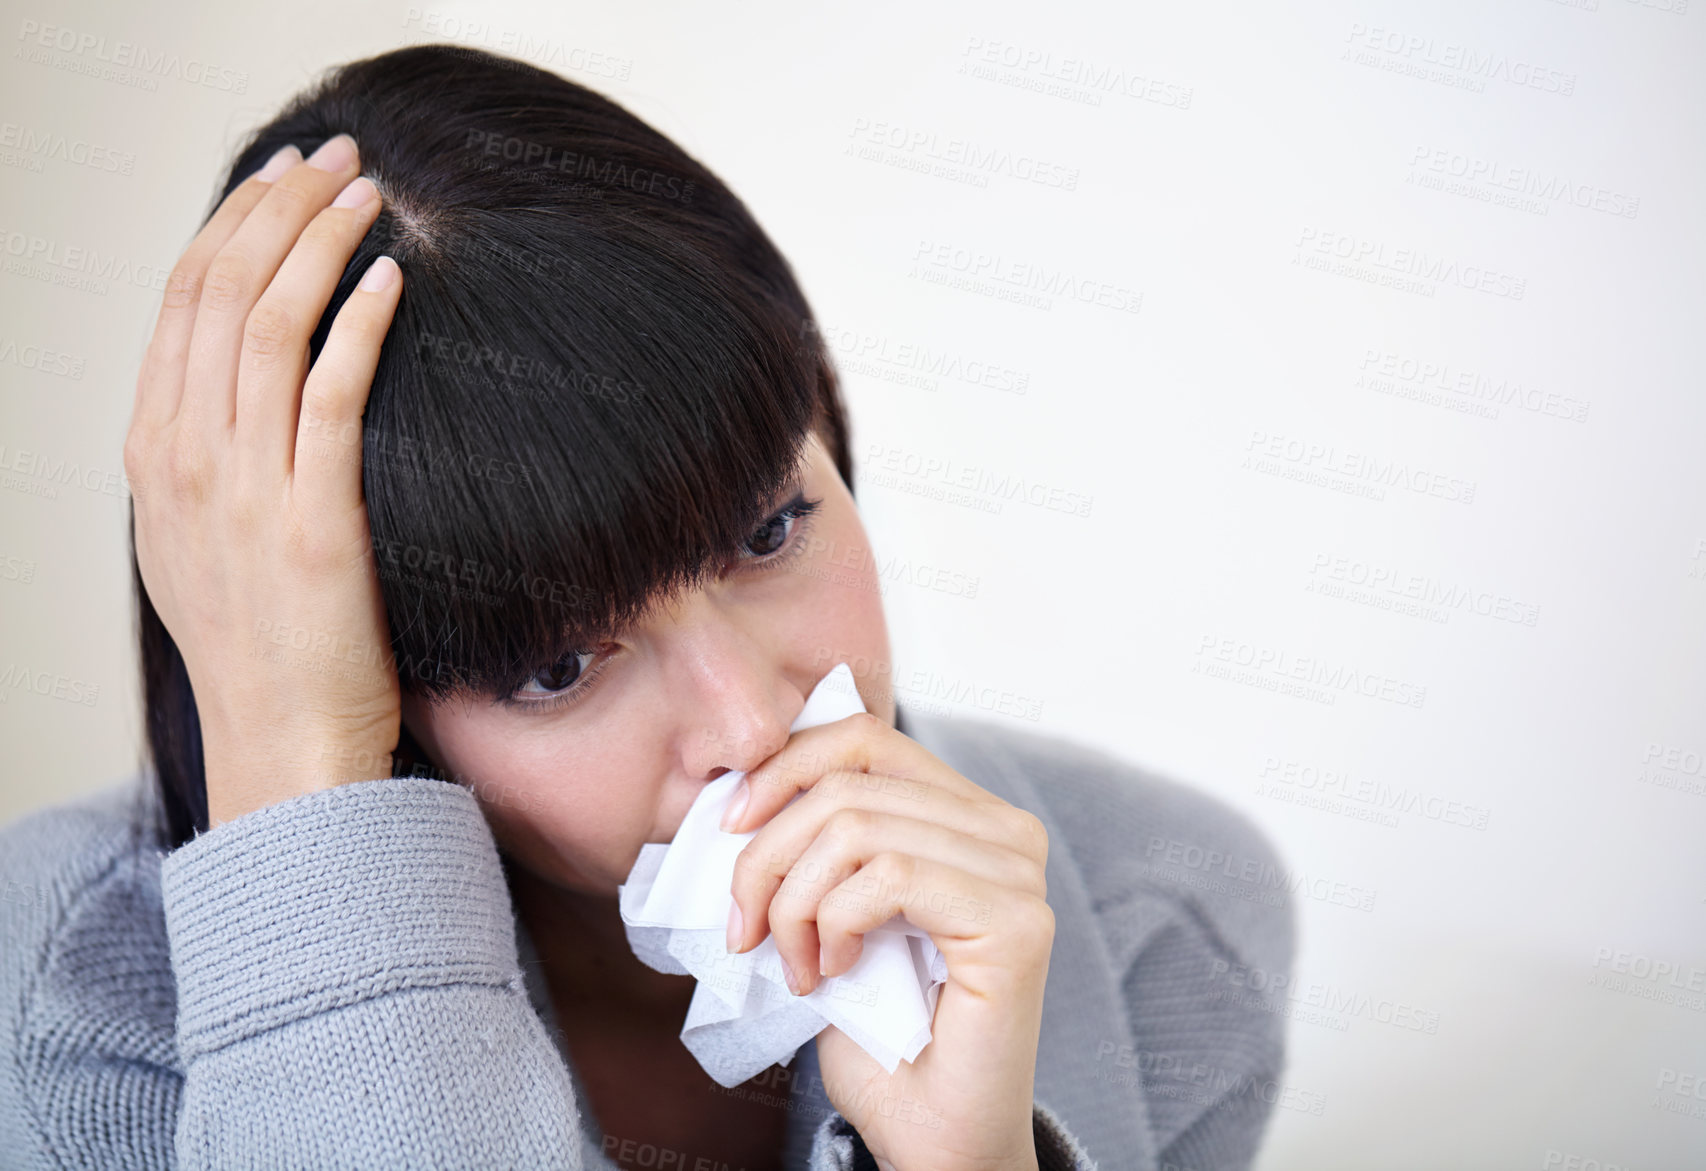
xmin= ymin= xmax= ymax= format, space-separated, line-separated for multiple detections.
xmin=163 ymin=437 xmax=214 ymax=498
xmin=1012 ymin=807 xmax=1049 ymax=857
xmin=299 ymin=208 xmax=346 ymax=247
xmin=201 ymin=252 xmax=255 ymax=312
xmin=814 ymin=900 xmax=844 ymax=940
xmin=243 ymin=300 xmax=301 ymax=359
xmin=1010 ymin=853 xmax=1049 ymax=900
xmin=1018 ymin=896 xmax=1056 ymax=944
xmin=730 ymin=845 xmax=760 ymax=880
xmin=297 ymin=384 xmax=344 ymax=430
xmin=162 ymin=264 xmax=204 ymax=312
xmin=278 ymin=503 xmax=334 ymax=565
xmin=784 ymin=854 xmax=830 ymax=896
xmin=285 ymin=525 xmax=340 ymax=573
xmin=824 ymin=805 xmax=873 ymax=845
xmin=295 ymin=404 xmax=347 ymax=449
xmin=122 ymin=427 xmax=151 ymax=483
xmin=226 ymin=482 xmax=264 ymax=529
xmin=869 ymin=850 xmax=910 ymax=883
xmin=801 ymin=766 xmax=837 ymax=802
xmin=1027 ymin=849 xmax=1050 ymax=889
xmin=338 ymin=303 xmax=390 ymax=349
xmin=263 ymin=179 xmax=314 ymax=218
xmin=996 ymin=894 xmax=1050 ymax=949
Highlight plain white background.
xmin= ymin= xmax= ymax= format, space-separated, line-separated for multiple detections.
xmin=2 ymin=1 xmax=1703 ymax=1167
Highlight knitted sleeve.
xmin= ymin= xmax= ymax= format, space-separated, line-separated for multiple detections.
xmin=806 ymin=1100 xmax=1099 ymax=1170
xmin=159 ymin=776 xmax=588 ymax=1170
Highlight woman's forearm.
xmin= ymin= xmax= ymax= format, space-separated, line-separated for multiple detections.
xmin=161 ymin=774 xmax=585 ymax=1169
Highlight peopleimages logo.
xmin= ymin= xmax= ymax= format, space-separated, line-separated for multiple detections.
xmin=1341 ymin=23 xmax=1577 ymax=96
xmin=1357 ymin=349 xmax=1589 ymax=423
xmin=15 ymin=20 xmax=250 ymax=93
xmin=1243 ymin=430 xmax=1478 ymax=506
xmin=1294 ymin=227 xmax=1526 ymax=300
xmin=957 ymin=37 xmax=1195 ymax=109
xmin=1307 ymin=552 xmax=1540 ymax=628
xmin=862 ymin=441 xmax=1094 ymax=519
xmin=0 ymin=121 xmax=136 ymax=175
xmin=847 ymin=118 xmax=1081 ymax=191
xmin=1258 ymin=756 xmax=1492 ymax=831
xmin=802 ymin=319 xmax=1031 ymax=396
xmin=910 ymin=239 xmax=1143 ymax=315
xmin=0 ymin=226 xmax=171 ymax=295
xmin=1143 ymin=837 xmax=1378 ymax=912
xmin=1408 ymin=145 xmax=1639 ymax=220
xmin=459 ymin=130 xmax=696 ymax=203
xmin=1194 ymin=633 xmax=1428 ymax=711
xmin=1206 ymin=959 xmax=1443 ymax=1034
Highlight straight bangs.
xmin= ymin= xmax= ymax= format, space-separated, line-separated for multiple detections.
xmin=246 ymin=44 xmax=833 ymax=704
xmin=139 ymin=42 xmax=855 ymax=845
xmin=355 ymin=208 xmax=822 ymax=703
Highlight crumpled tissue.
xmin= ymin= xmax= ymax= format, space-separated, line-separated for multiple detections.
xmin=617 ymin=661 xmax=950 ymax=1088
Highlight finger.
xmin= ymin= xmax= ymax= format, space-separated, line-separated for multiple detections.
xmin=742 ymin=807 xmax=1041 ymax=997
xmin=816 ymin=855 xmax=1054 ymax=994
xmin=234 ymin=174 xmax=384 ymax=485
xmin=728 ymin=768 xmax=1043 ymax=973
xmin=727 ymin=709 xmax=987 ymax=835
xmin=290 ymin=254 xmax=402 ymax=518
xmin=179 ymin=134 xmax=361 ymax=447
xmin=727 ymin=775 xmax=1034 ymax=961
xmin=132 ymin=144 xmax=301 ymax=436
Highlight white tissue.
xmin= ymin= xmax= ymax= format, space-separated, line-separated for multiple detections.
xmin=616 ymin=661 xmax=950 ymax=1088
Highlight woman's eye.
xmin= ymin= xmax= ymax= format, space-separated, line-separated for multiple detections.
xmin=515 ymin=649 xmax=597 ymax=698
xmin=499 ymin=644 xmax=617 ymax=714
xmin=745 ymin=515 xmax=791 ymax=557
xmin=740 ymin=496 xmax=822 ymax=561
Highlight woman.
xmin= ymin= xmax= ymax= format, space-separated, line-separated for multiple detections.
xmin=0 ymin=44 xmax=1294 ymax=1171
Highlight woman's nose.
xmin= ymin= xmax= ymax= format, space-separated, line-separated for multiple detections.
xmin=683 ymin=675 xmax=795 ymax=781
xmin=660 ymin=593 xmax=800 ymax=780
xmin=692 ymin=712 xmax=790 ymax=781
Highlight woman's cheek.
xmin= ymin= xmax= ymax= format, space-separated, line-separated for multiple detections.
xmin=430 ymin=721 xmax=645 ymax=888
xmin=789 ymin=512 xmax=894 ymax=722
xmin=478 ymin=778 xmax=647 ymax=892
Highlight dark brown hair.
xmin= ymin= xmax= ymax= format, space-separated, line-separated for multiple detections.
xmin=132 ymin=43 xmax=854 ymax=848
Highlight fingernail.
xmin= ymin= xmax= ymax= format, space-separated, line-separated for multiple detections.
xmin=251 ymin=144 xmax=301 ymax=183
xmin=358 ymin=255 xmax=398 ymax=292
xmin=725 ymin=900 xmax=743 ymax=953
xmin=307 ymin=133 xmax=358 ymax=173
xmin=818 ymin=944 xmax=829 ymax=978
xmin=781 ymin=955 xmax=798 ymax=995
xmin=719 ymin=780 xmax=748 ymax=832
xmin=332 ymin=176 xmax=377 ymax=209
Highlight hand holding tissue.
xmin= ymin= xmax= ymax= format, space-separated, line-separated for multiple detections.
xmin=617 ymin=662 xmax=949 ymax=1089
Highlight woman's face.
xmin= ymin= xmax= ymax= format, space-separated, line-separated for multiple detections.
xmin=399 ymin=430 xmax=894 ymax=898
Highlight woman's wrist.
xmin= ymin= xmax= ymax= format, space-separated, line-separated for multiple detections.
xmin=201 ymin=726 xmax=395 ymax=827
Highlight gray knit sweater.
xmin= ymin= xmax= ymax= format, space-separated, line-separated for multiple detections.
xmin=0 ymin=706 xmax=1294 ymax=1170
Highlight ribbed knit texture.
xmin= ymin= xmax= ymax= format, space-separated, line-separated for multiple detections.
xmin=0 ymin=709 xmax=1293 ymax=1170
xmin=164 ymin=778 xmax=528 ymax=1061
